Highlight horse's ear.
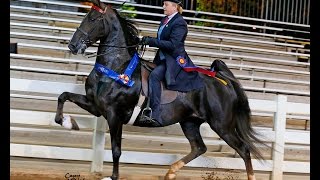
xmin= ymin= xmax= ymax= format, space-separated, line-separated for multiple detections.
xmin=90 ymin=0 xmax=100 ymax=6
xmin=91 ymin=0 xmax=107 ymax=10
xmin=99 ymin=1 xmax=107 ymax=10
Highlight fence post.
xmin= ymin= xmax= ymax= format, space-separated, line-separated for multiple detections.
xmin=271 ymin=95 xmax=287 ymax=180
xmin=91 ymin=116 xmax=107 ymax=172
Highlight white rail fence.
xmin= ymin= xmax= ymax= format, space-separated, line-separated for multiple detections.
xmin=10 ymin=78 xmax=309 ymax=179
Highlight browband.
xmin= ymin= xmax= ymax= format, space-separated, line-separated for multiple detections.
xmin=91 ymin=5 xmax=107 ymax=14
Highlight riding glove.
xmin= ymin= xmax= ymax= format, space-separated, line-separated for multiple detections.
xmin=140 ymin=36 xmax=151 ymax=45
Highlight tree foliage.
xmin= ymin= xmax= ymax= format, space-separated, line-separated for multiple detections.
xmin=195 ymin=0 xmax=260 ymax=28
xmin=120 ymin=4 xmax=137 ymax=18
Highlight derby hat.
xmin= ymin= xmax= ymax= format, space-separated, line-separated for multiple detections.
xmin=163 ymin=0 xmax=183 ymax=6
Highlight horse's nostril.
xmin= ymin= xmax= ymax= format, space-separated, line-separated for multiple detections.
xmin=68 ymin=44 xmax=76 ymax=50
xmin=68 ymin=44 xmax=78 ymax=54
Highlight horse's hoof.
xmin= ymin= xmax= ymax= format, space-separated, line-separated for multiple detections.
xmin=248 ymin=174 xmax=256 ymax=180
xmin=101 ymin=177 xmax=112 ymax=180
xmin=165 ymin=173 xmax=176 ymax=180
xmin=62 ymin=115 xmax=80 ymax=130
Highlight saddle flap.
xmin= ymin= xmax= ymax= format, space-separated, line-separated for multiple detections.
xmin=141 ymin=62 xmax=177 ymax=104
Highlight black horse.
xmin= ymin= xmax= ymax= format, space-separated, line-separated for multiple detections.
xmin=54 ymin=1 xmax=266 ymax=179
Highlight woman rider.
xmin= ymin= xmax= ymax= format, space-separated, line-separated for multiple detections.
xmin=138 ymin=0 xmax=204 ymax=127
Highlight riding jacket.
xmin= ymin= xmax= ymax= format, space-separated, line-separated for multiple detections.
xmin=147 ymin=13 xmax=204 ymax=92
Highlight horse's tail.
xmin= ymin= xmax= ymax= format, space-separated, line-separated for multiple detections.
xmin=212 ymin=59 xmax=267 ymax=160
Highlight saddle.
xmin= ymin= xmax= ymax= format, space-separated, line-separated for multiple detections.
xmin=140 ymin=61 xmax=177 ymax=104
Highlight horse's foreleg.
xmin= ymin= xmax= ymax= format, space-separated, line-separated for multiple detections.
xmin=55 ymin=92 xmax=101 ymax=130
xmin=165 ymin=120 xmax=207 ymax=180
xmin=105 ymin=111 xmax=123 ymax=180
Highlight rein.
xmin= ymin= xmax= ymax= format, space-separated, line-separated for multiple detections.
xmin=78 ymin=4 xmax=149 ymax=87
xmin=85 ymin=43 xmax=145 ymax=58
xmin=85 ymin=43 xmax=140 ymax=58
xmin=82 ymin=5 xmax=144 ymax=58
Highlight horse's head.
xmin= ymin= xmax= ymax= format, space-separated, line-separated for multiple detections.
xmin=68 ymin=0 xmax=111 ymax=55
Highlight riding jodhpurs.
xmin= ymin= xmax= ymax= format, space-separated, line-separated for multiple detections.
xmin=148 ymin=62 xmax=166 ymax=123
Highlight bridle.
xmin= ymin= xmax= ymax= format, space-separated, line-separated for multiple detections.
xmin=76 ymin=5 xmax=110 ymax=50
xmin=76 ymin=5 xmax=143 ymax=58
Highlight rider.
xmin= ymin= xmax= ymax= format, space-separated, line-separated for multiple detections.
xmin=138 ymin=0 xmax=204 ymax=127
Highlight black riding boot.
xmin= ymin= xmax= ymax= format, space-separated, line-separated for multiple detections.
xmin=139 ymin=89 xmax=162 ymax=127
xmin=139 ymin=64 xmax=165 ymax=127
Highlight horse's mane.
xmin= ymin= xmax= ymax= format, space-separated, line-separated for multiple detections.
xmin=112 ymin=8 xmax=139 ymax=56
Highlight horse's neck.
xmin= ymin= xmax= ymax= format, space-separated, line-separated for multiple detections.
xmin=96 ymin=26 xmax=131 ymax=70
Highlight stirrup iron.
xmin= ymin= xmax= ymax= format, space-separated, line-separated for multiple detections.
xmin=142 ymin=98 xmax=152 ymax=118
xmin=142 ymin=107 xmax=152 ymax=118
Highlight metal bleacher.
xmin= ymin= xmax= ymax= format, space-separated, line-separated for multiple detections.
xmin=10 ymin=0 xmax=310 ymax=102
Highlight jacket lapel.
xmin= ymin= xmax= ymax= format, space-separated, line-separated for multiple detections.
xmin=167 ymin=13 xmax=180 ymax=26
xmin=159 ymin=13 xmax=180 ymax=40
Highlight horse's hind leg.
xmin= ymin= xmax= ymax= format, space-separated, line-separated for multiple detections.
xmin=165 ymin=119 xmax=206 ymax=180
xmin=55 ymin=92 xmax=101 ymax=130
xmin=212 ymin=130 xmax=256 ymax=180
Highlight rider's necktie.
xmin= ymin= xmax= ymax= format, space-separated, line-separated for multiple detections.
xmin=163 ymin=16 xmax=169 ymax=25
